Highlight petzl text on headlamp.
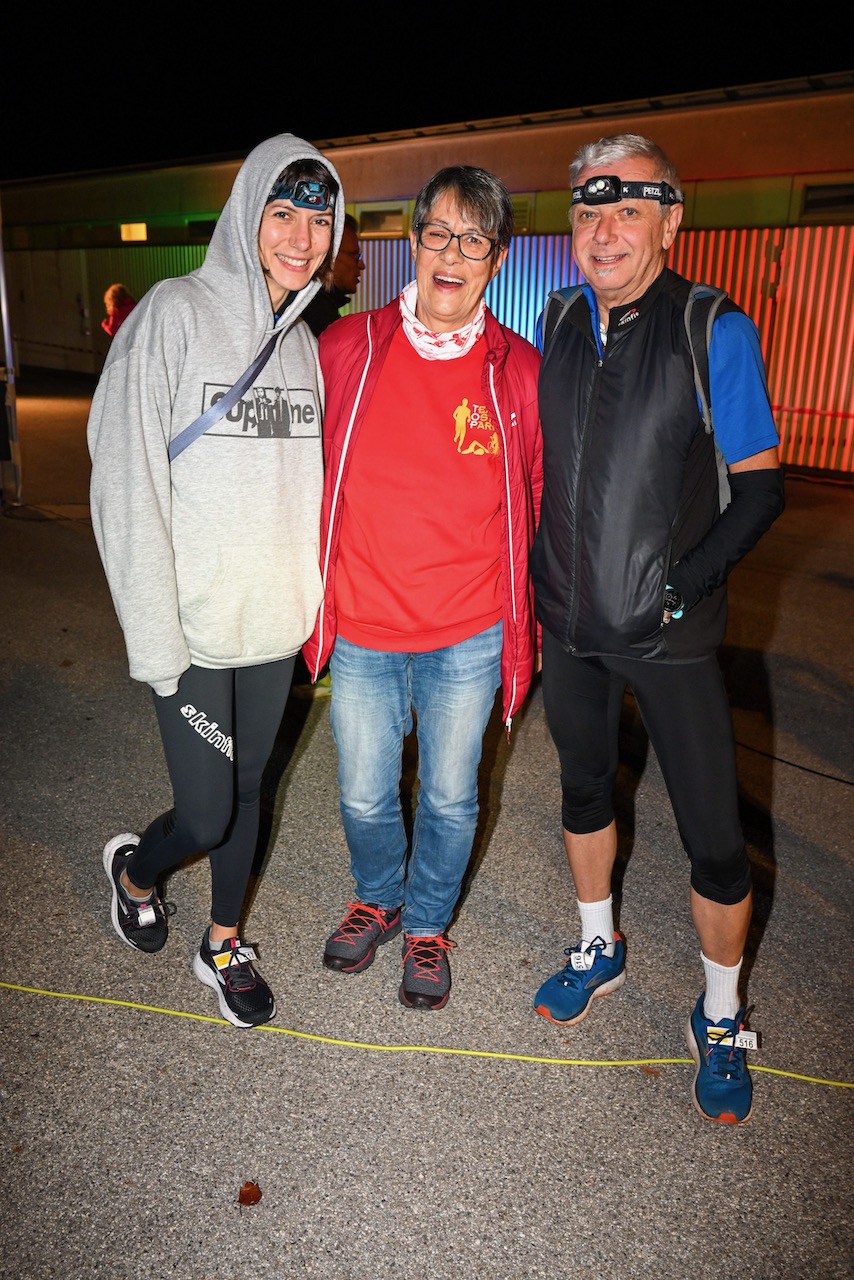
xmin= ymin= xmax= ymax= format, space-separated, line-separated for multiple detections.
xmin=572 ymin=176 xmax=683 ymax=206
xmin=266 ymin=177 xmax=334 ymax=209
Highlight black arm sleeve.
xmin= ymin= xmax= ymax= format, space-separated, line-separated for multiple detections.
xmin=668 ymin=467 xmax=785 ymax=611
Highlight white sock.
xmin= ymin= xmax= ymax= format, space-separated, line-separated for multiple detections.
xmin=578 ymin=896 xmax=615 ymax=957
xmin=701 ymin=951 xmax=743 ymax=1023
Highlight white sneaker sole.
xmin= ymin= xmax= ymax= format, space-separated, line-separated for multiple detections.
xmin=102 ymin=833 xmax=142 ymax=949
xmin=192 ymin=951 xmax=276 ymax=1029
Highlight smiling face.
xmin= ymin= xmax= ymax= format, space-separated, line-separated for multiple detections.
xmin=409 ymin=192 xmax=507 ymax=333
xmin=257 ymin=200 xmax=335 ymax=310
xmin=570 ymin=156 xmax=683 ymax=318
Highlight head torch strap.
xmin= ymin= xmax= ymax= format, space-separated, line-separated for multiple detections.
xmin=572 ymin=177 xmax=683 ymax=206
xmin=267 ymin=177 xmax=333 ymax=210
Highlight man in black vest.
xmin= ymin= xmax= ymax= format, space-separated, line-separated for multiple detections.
xmin=531 ymin=134 xmax=784 ymax=1125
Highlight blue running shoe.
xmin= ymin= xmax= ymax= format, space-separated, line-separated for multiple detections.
xmin=686 ymin=995 xmax=754 ymax=1124
xmin=534 ymin=934 xmax=626 ymax=1026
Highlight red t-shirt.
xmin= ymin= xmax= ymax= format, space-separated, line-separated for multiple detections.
xmin=336 ymin=328 xmax=503 ymax=651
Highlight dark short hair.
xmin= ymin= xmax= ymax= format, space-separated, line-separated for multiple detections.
xmin=412 ymin=165 xmax=514 ymax=247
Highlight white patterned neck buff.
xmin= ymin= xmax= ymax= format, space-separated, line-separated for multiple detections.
xmin=398 ymin=280 xmax=486 ymax=360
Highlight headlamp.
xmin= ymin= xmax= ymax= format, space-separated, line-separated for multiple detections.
xmin=571 ymin=176 xmax=683 ymax=206
xmin=266 ymin=177 xmax=333 ymax=210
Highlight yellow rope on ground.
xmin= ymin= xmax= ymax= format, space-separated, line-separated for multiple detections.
xmin=2 ymin=981 xmax=851 ymax=1089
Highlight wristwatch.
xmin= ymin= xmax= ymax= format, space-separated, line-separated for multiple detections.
xmin=663 ymin=585 xmax=684 ymax=620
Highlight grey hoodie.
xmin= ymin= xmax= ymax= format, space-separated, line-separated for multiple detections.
xmin=88 ymin=134 xmax=344 ymax=695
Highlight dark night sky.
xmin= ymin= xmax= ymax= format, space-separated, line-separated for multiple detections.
xmin=2 ymin=16 xmax=849 ymax=182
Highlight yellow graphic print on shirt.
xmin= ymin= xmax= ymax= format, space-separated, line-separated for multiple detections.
xmin=452 ymin=398 xmax=500 ymax=456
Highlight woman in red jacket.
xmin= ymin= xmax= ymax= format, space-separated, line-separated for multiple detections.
xmin=303 ymin=166 xmax=542 ymax=1011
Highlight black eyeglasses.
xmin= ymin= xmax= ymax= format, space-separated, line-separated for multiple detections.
xmin=414 ymin=222 xmax=499 ymax=261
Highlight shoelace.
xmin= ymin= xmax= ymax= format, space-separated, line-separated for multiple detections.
xmin=402 ymin=935 xmax=454 ymax=983
xmin=123 ymin=888 xmax=176 ymax=927
xmin=556 ymin=935 xmax=608 ymax=985
xmin=333 ymin=902 xmax=393 ymax=944
xmin=704 ymin=1012 xmax=748 ymax=1080
xmin=220 ymin=941 xmax=258 ymax=993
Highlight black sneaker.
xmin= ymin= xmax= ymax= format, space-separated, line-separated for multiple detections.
xmin=102 ymin=833 xmax=172 ymax=953
xmin=399 ymin=934 xmax=454 ymax=1010
xmin=323 ymin=901 xmax=402 ymax=973
xmin=192 ymin=930 xmax=276 ymax=1028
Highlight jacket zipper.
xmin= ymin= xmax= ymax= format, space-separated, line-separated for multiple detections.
xmin=312 ymin=314 xmax=374 ymax=681
xmin=568 ymin=337 xmax=605 ymax=653
xmin=487 ymin=357 xmax=518 ymax=737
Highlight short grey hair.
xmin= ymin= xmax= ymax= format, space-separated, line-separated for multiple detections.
xmin=570 ymin=134 xmax=683 ymax=204
xmin=412 ymin=165 xmax=514 ymax=248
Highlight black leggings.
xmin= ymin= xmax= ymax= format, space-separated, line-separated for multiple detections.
xmin=126 ymin=659 xmax=295 ymax=926
xmin=540 ymin=629 xmax=751 ymax=905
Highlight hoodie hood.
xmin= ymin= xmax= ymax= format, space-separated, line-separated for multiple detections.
xmin=88 ymin=133 xmax=345 ymax=694
xmin=198 ymin=132 xmax=344 ymax=334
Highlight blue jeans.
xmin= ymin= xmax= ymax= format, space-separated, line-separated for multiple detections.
xmin=329 ymin=622 xmax=503 ymax=936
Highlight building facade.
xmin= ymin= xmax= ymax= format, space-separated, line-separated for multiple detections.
xmin=2 ymin=73 xmax=852 ymax=476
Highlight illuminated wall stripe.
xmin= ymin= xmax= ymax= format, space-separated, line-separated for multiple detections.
xmin=354 ymin=225 xmax=852 ymax=475
xmin=9 ymin=224 xmax=852 ymax=474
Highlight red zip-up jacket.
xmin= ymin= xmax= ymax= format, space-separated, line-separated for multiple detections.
xmin=302 ymin=297 xmax=543 ymax=732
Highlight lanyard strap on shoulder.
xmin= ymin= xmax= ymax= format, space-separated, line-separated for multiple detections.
xmin=167 ymin=330 xmax=280 ymax=462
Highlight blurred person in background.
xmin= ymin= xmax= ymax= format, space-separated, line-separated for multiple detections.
xmin=302 ymin=212 xmax=364 ymax=337
xmin=101 ymin=282 xmax=137 ymax=337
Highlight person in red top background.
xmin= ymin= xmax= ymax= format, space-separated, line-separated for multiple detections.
xmin=302 ymin=165 xmax=542 ymax=1011
xmin=101 ymin=283 xmax=137 ymax=337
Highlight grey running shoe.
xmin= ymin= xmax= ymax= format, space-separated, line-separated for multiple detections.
xmin=399 ymin=934 xmax=454 ymax=1010
xmin=192 ymin=930 xmax=275 ymax=1028
xmin=103 ymin=833 xmax=172 ymax=953
xmin=323 ymin=901 xmax=402 ymax=973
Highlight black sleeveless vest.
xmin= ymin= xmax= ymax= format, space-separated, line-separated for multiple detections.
xmin=532 ymin=268 xmax=728 ymax=660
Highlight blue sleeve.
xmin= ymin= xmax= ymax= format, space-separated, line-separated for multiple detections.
xmin=707 ymin=310 xmax=780 ymax=464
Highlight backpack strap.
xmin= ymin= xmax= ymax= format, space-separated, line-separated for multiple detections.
xmin=167 ymin=330 xmax=281 ymax=462
xmin=684 ymin=283 xmax=734 ymax=512
xmin=542 ymin=279 xmax=737 ymax=512
xmin=537 ymin=285 xmax=585 ymax=352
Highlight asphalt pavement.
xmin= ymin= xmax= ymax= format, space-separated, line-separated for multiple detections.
xmin=1 ymin=369 xmax=852 ymax=1280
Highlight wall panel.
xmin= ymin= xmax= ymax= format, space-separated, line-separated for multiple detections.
xmin=6 ymin=225 xmax=851 ymax=476
xmin=353 ymin=226 xmax=853 ymax=477
xmin=771 ymin=225 xmax=854 ymax=473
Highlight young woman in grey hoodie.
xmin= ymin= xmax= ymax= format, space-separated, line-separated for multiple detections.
xmin=88 ymin=133 xmax=344 ymax=1027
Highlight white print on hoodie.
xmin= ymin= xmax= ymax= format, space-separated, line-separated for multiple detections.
xmin=87 ymin=134 xmax=344 ymax=696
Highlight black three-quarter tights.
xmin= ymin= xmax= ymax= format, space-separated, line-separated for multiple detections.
xmin=540 ymin=628 xmax=752 ymax=905
xmin=126 ymin=659 xmax=295 ymax=926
